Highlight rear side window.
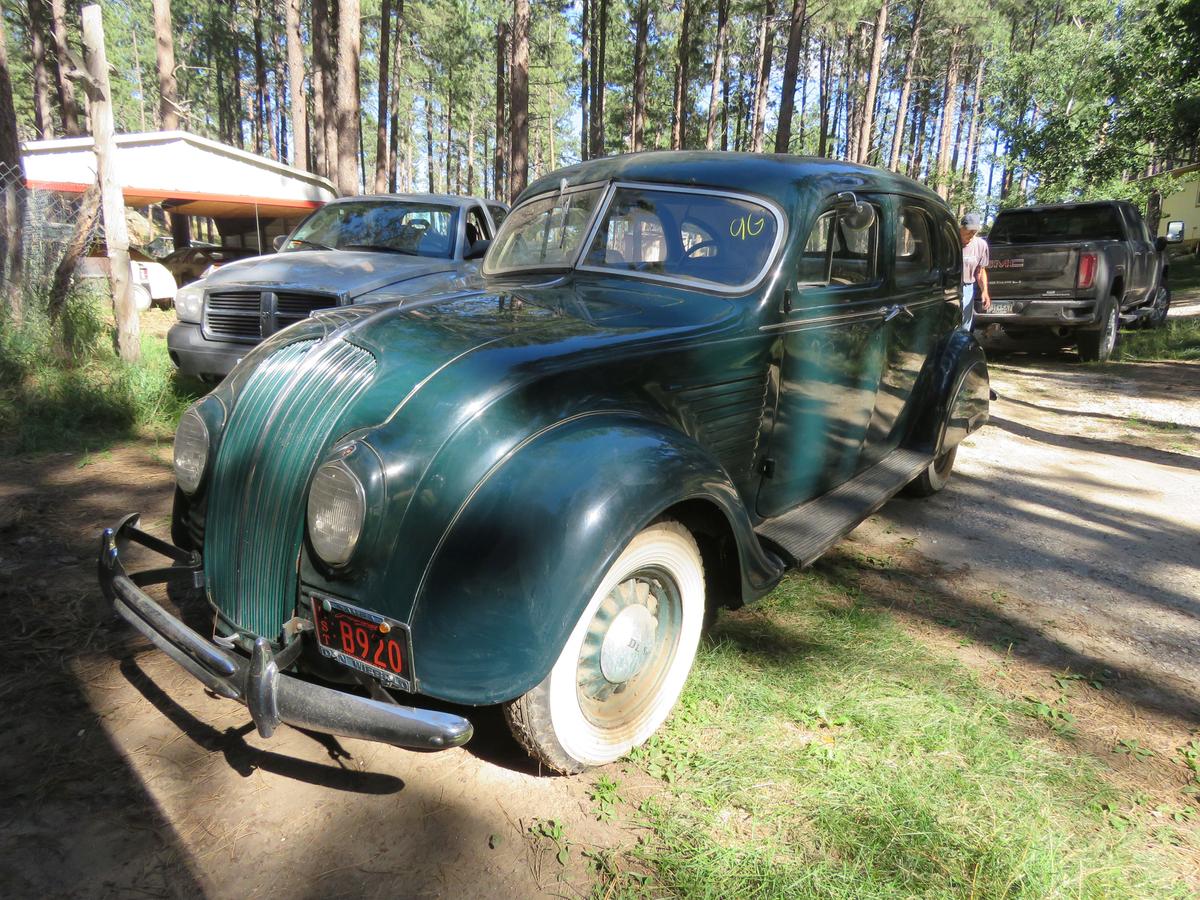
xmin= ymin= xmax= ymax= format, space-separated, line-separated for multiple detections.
xmin=488 ymin=204 xmax=508 ymax=227
xmin=796 ymin=203 xmax=880 ymax=287
xmin=990 ymin=206 xmax=1124 ymax=243
xmin=895 ymin=206 xmax=936 ymax=286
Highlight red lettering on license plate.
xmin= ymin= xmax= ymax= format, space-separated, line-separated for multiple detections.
xmin=312 ymin=599 xmax=407 ymax=679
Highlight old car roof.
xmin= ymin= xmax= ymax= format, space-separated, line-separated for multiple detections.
xmin=325 ymin=193 xmax=508 ymax=209
xmin=521 ymin=151 xmax=946 ymax=211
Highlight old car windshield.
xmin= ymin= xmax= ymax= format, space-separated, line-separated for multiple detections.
xmin=484 ymin=187 xmax=605 ymax=273
xmin=285 ymin=201 xmax=459 ymax=258
xmin=581 ymin=187 xmax=781 ymax=290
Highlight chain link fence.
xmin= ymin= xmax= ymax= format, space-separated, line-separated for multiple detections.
xmin=1 ymin=160 xmax=104 ymax=310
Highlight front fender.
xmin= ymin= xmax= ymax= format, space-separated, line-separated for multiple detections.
xmin=408 ymin=413 xmax=779 ymax=705
xmin=907 ymin=329 xmax=989 ymax=456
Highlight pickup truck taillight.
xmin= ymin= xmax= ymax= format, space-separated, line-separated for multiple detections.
xmin=1076 ymin=253 xmax=1097 ymax=290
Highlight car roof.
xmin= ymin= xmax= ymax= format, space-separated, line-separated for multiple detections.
xmin=325 ymin=193 xmax=509 ymax=210
xmin=996 ymin=200 xmax=1130 ymax=214
xmin=520 ymin=151 xmax=947 ymax=213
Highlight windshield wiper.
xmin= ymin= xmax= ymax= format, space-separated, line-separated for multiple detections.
xmin=287 ymin=238 xmax=335 ymax=251
xmin=342 ymin=244 xmax=418 ymax=255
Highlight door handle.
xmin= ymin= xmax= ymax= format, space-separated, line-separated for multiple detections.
xmin=881 ymin=304 xmax=914 ymax=323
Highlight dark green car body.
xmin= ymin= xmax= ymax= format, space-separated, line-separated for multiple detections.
xmin=103 ymin=152 xmax=988 ymax=752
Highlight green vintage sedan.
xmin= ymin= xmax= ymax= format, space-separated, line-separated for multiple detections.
xmin=99 ymin=153 xmax=989 ymax=774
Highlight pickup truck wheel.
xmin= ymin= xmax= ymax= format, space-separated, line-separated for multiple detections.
xmin=904 ymin=447 xmax=957 ymax=498
xmin=1146 ymin=286 xmax=1171 ymax=329
xmin=504 ymin=521 xmax=705 ymax=774
xmin=1076 ymin=297 xmax=1119 ymax=362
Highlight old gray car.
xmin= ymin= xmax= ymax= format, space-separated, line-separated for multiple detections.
xmin=167 ymin=193 xmax=508 ymax=379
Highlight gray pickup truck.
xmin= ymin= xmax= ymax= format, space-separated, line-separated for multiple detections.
xmin=978 ymin=200 xmax=1170 ymax=361
xmin=168 ymin=193 xmax=508 ymax=380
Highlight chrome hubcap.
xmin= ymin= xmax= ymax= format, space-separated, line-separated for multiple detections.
xmin=577 ymin=569 xmax=681 ymax=728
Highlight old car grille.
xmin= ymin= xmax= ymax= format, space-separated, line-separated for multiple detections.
xmin=204 ymin=338 xmax=377 ymax=639
xmin=203 ymin=290 xmax=339 ymax=342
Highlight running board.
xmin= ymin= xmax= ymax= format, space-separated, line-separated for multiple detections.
xmin=754 ymin=448 xmax=932 ymax=567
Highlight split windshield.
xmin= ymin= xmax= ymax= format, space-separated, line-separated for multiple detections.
xmin=484 ymin=184 xmax=781 ymax=291
xmin=285 ymin=201 xmax=459 ymax=258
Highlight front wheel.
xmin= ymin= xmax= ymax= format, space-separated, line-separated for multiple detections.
xmin=1076 ymin=297 xmax=1119 ymax=362
xmin=504 ymin=521 xmax=706 ymax=774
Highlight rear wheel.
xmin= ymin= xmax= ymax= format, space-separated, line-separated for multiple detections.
xmin=1076 ymin=296 xmax=1119 ymax=362
xmin=504 ymin=521 xmax=705 ymax=774
xmin=905 ymin=447 xmax=957 ymax=498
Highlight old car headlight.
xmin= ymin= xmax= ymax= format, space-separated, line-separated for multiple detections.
xmin=176 ymin=282 xmax=204 ymax=323
xmin=307 ymin=460 xmax=366 ymax=567
xmin=173 ymin=407 xmax=209 ymax=494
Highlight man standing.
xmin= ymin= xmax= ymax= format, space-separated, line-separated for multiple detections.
xmin=959 ymin=212 xmax=991 ymax=331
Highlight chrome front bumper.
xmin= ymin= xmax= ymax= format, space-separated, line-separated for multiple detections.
xmin=98 ymin=515 xmax=473 ymax=751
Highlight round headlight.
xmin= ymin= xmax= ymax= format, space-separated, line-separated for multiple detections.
xmin=175 ymin=281 xmax=204 ymax=323
xmin=173 ymin=407 xmax=209 ymax=494
xmin=307 ymin=460 xmax=366 ymax=567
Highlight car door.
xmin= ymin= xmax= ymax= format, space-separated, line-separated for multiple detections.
xmin=1122 ymin=204 xmax=1154 ymax=303
xmin=860 ymin=199 xmax=952 ymax=466
xmin=756 ymin=195 xmax=888 ymax=519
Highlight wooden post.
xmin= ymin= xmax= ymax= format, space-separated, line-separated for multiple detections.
xmin=81 ymin=4 xmax=138 ymax=363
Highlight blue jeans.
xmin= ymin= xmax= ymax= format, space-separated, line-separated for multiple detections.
xmin=961 ymin=283 xmax=975 ymax=331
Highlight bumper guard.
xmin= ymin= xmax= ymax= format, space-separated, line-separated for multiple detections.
xmin=98 ymin=514 xmax=473 ymax=751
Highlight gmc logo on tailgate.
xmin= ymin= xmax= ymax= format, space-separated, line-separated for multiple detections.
xmin=994 ymin=258 xmax=1025 ymax=268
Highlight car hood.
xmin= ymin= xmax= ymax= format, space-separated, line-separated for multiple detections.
xmin=202 ymin=249 xmax=458 ymax=298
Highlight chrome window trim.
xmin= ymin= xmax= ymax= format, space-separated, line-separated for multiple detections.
xmin=481 ymin=180 xmax=614 ymax=277
xmin=576 ymin=181 xmax=789 ymax=296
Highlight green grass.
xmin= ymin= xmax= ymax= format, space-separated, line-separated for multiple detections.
xmin=1167 ymin=254 xmax=1200 ymax=294
xmin=0 ymin=288 xmax=202 ymax=454
xmin=1116 ymin=318 xmax=1200 ymax=362
xmin=618 ymin=566 xmax=1192 ymax=898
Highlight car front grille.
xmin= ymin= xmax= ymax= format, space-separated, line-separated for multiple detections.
xmin=203 ymin=338 xmax=377 ymax=639
xmin=203 ymin=290 xmax=339 ymax=342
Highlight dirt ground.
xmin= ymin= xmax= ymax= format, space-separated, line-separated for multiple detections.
xmin=2 ymin=306 xmax=1199 ymax=897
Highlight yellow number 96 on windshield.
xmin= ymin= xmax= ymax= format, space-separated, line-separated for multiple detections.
xmin=730 ymin=215 xmax=766 ymax=241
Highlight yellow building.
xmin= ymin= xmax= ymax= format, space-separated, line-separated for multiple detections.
xmin=1156 ymin=162 xmax=1200 ymax=254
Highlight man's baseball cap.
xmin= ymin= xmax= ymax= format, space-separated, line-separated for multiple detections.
xmin=960 ymin=212 xmax=983 ymax=230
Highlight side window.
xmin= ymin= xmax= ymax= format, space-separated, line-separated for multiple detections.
xmin=488 ymin=204 xmax=508 ymax=228
xmin=940 ymin=220 xmax=961 ymax=287
xmin=466 ymin=207 xmax=492 ymax=247
xmin=895 ymin=206 xmax=936 ymax=287
xmin=795 ymin=203 xmax=880 ymax=288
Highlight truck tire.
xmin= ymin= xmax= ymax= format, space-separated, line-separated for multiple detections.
xmin=504 ymin=521 xmax=705 ymax=774
xmin=1145 ymin=286 xmax=1170 ymax=330
xmin=1076 ymin=296 xmax=1119 ymax=362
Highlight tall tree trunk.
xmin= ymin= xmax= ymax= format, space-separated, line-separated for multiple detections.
xmin=387 ymin=0 xmax=404 ymax=189
xmin=887 ymin=0 xmax=922 ymax=171
xmin=963 ymin=54 xmax=985 ymax=191
xmin=817 ymin=34 xmax=829 ymax=157
xmin=335 ymin=0 xmax=361 ymax=195
xmin=27 ymin=0 xmax=53 ymax=138
xmin=580 ymin=0 xmax=589 ymax=160
xmin=705 ymin=0 xmax=729 ymax=150
xmin=151 ymin=0 xmax=179 ymax=131
xmin=774 ymin=0 xmax=807 ymax=153
xmin=252 ymin=2 xmax=266 ymax=153
xmin=855 ymin=1 xmax=888 ymax=164
xmin=445 ymin=82 xmax=453 ymax=193
xmin=749 ymin=3 xmax=773 ymax=153
xmin=950 ymin=50 xmax=971 ymax=174
xmin=49 ymin=0 xmax=82 ymax=135
xmin=593 ymin=0 xmax=607 ymax=156
xmin=81 ymin=4 xmax=138 ymax=362
xmin=466 ymin=110 xmax=475 ymax=194
xmin=494 ymin=22 xmax=507 ymax=198
xmin=311 ymin=0 xmax=330 ymax=177
xmin=671 ymin=0 xmax=694 ymax=150
xmin=509 ymin=0 xmax=529 ymax=201
xmin=285 ymin=0 xmax=307 ymax=169
xmin=425 ymin=81 xmax=435 ymax=192
xmin=373 ymin=0 xmax=392 ymax=192
xmin=631 ymin=0 xmax=648 ymax=151
xmin=934 ymin=29 xmax=961 ymax=197
xmin=0 ymin=0 xmax=27 ymax=319
xmin=911 ymin=85 xmax=927 ymax=178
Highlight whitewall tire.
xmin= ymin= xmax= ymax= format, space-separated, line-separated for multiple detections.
xmin=504 ymin=520 xmax=706 ymax=774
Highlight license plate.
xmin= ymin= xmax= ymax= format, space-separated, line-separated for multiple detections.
xmin=309 ymin=592 xmax=412 ymax=690
xmin=990 ymin=301 xmax=1014 ymax=315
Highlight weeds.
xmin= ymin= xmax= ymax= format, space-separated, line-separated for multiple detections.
xmin=1114 ymin=739 xmax=1155 ymax=761
xmin=588 ymin=774 xmax=623 ymax=822
xmin=528 ymin=818 xmax=571 ymax=867
xmin=1115 ymin=318 xmax=1200 ymax=362
xmin=0 ymin=288 xmax=201 ymax=454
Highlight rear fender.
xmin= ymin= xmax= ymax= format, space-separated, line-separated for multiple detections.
xmin=906 ymin=329 xmax=989 ymax=456
xmin=408 ymin=413 xmax=781 ymax=705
